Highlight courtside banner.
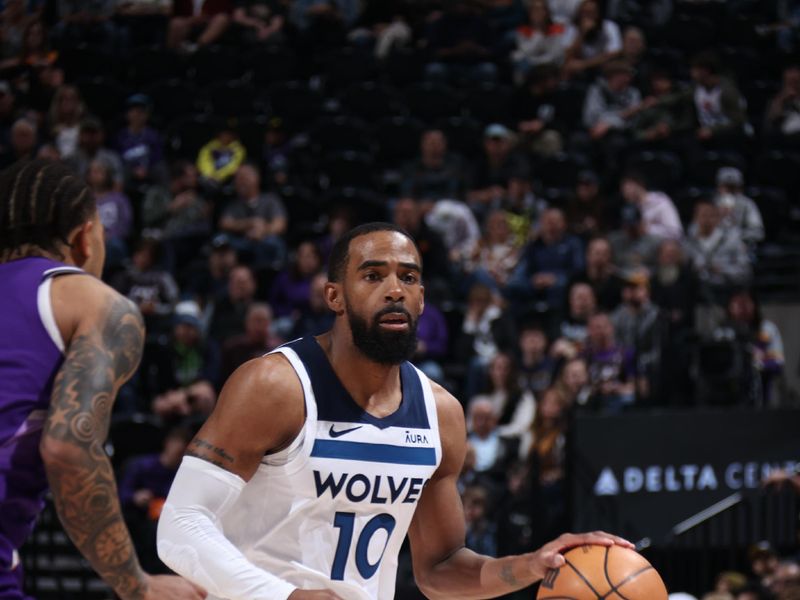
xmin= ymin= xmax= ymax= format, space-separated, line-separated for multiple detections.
xmin=570 ymin=409 xmax=800 ymax=544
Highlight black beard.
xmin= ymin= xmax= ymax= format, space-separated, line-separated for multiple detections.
xmin=347 ymin=303 xmax=419 ymax=365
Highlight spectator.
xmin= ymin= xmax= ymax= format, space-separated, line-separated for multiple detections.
xmin=651 ymin=239 xmax=697 ymax=334
xmin=467 ymin=123 xmax=530 ymax=217
xmin=713 ymin=289 xmax=785 ymax=405
xmin=507 ymin=207 xmax=585 ymax=312
xmin=463 ymin=209 xmax=522 ymax=292
xmin=582 ymin=59 xmax=642 ymax=142
xmin=555 ymin=356 xmax=591 ymax=406
xmin=115 ymin=0 xmax=171 ymax=47
xmin=400 ymin=128 xmax=466 ymax=201
xmin=712 ymin=167 xmax=765 ymax=249
xmin=392 ymin=197 xmax=451 ymax=285
xmin=606 ymin=0 xmax=672 ymax=28
xmin=734 ymin=584 xmax=775 ymax=600
xmin=197 ymin=122 xmax=246 ymax=185
xmin=425 ymin=198 xmax=482 ymax=268
xmin=47 ymin=84 xmax=85 ymax=159
xmin=208 ymin=264 xmax=257 ymax=344
xmin=512 ymin=64 xmax=566 ymax=157
xmin=749 ymin=542 xmax=780 ymax=586
xmin=764 ymin=64 xmax=800 ymax=148
xmin=619 ymin=26 xmax=651 ymax=92
xmin=547 ymin=0 xmax=581 ymax=24
xmin=114 ymin=93 xmax=166 ymax=188
xmin=467 ymin=398 xmax=516 ymax=476
xmin=0 ymin=0 xmax=32 ymax=58
xmin=620 ymin=170 xmax=683 ymax=240
xmin=290 ymin=272 xmax=335 ymax=339
xmin=219 ymin=163 xmax=287 ymax=268
xmin=510 ymin=0 xmax=571 ymax=83
xmin=87 ymin=158 xmax=133 ymax=267
xmin=16 ymin=20 xmax=62 ymax=98
xmin=52 ymin=0 xmax=121 ymax=53
xmin=0 ymin=117 xmax=37 ymax=167
xmin=269 ymin=240 xmax=322 ymax=323
xmin=517 ymin=323 xmax=556 ymax=395
xmin=458 ymin=282 xmax=518 ymax=398
xmin=167 ymin=0 xmax=232 ymax=51
xmin=424 ymin=1 xmax=498 ymax=85
xmin=608 ymin=203 xmax=661 ymax=270
xmin=551 ymin=281 xmax=596 ymax=360
xmin=563 ymin=0 xmax=622 ymax=79
xmin=182 ymin=233 xmax=239 ymax=306
xmin=67 ymin=116 xmax=125 ymax=189
xmin=347 ymin=2 xmax=413 ymax=59
xmin=413 ymin=300 xmax=449 ymax=384
xmin=684 ymin=51 xmax=748 ymax=149
xmin=469 ymin=351 xmax=536 ymax=439
xmin=611 ymin=270 xmax=663 ymax=403
xmin=220 ymin=302 xmax=283 ymax=383
xmin=119 ymin=426 xmax=192 ymax=573
xmin=289 ymin=0 xmax=360 ymax=37
xmin=142 ymin=160 xmax=211 ymax=268
xmin=230 ymin=0 xmax=286 ymax=45
xmin=632 ymin=68 xmax=694 ymax=145
xmin=147 ymin=300 xmax=219 ymax=420
xmin=570 ymin=236 xmax=622 ymax=310
xmin=583 ymin=312 xmax=636 ymax=411
xmin=462 ymin=485 xmax=498 ymax=557
xmin=565 ymin=169 xmax=609 ymax=240
xmin=112 ymin=236 xmax=179 ymax=333
xmin=684 ymin=199 xmax=752 ymax=302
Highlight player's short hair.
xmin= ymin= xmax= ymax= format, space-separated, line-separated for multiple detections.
xmin=327 ymin=222 xmax=420 ymax=283
xmin=0 ymin=159 xmax=94 ymax=262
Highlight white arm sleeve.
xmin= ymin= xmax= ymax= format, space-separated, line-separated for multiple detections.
xmin=157 ymin=456 xmax=297 ymax=600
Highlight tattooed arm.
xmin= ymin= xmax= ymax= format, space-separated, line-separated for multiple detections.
xmin=40 ymin=276 xmax=205 ymax=600
xmin=407 ymin=383 xmax=633 ymax=599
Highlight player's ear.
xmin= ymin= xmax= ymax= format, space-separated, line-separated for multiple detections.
xmin=324 ymin=281 xmax=345 ymax=315
xmin=66 ymin=220 xmax=93 ymax=267
xmin=418 ymin=282 xmax=425 ymax=315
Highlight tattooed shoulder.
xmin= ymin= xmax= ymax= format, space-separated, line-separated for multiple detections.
xmin=186 ymin=437 xmax=237 ymax=470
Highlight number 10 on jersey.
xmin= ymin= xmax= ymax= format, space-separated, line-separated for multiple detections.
xmin=331 ymin=512 xmax=397 ymax=580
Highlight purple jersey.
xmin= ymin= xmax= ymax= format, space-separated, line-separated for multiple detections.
xmin=0 ymin=257 xmax=82 ymax=571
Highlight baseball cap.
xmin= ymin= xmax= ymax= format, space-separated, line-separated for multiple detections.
xmin=716 ymin=166 xmax=744 ymax=187
xmin=173 ymin=300 xmax=202 ymax=329
xmin=0 ymin=81 xmax=11 ymax=95
xmin=211 ymin=233 xmax=232 ymax=250
xmin=126 ymin=93 xmax=152 ymax=110
xmin=620 ymin=203 xmax=642 ymax=225
xmin=484 ymin=123 xmax=512 ymax=139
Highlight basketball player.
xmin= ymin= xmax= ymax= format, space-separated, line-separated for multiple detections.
xmin=157 ymin=223 xmax=633 ymax=599
xmin=0 ymin=160 xmax=205 ymax=599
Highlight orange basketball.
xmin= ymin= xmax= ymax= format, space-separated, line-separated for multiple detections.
xmin=536 ymin=544 xmax=668 ymax=600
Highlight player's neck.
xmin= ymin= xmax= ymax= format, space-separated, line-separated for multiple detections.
xmin=318 ymin=330 xmax=403 ymax=414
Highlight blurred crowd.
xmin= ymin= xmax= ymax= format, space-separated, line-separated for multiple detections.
xmin=3 ymin=0 xmax=799 ymax=595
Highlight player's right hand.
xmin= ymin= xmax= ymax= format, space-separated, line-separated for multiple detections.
xmin=288 ymin=590 xmax=345 ymax=599
xmin=143 ymin=574 xmax=207 ymax=600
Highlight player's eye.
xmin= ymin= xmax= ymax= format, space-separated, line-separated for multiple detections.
xmin=364 ymin=272 xmax=380 ymax=282
xmin=403 ymin=273 xmax=419 ymax=284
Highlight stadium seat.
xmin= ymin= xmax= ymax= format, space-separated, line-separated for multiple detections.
xmin=145 ymin=79 xmax=207 ymax=125
xmin=58 ymin=44 xmax=120 ymax=81
xmin=434 ymin=116 xmax=484 ymax=160
xmin=746 ymin=185 xmax=789 ymax=240
xmin=265 ymin=81 xmax=325 ymax=130
xmin=535 ymin=152 xmax=591 ymax=191
xmin=320 ymin=150 xmax=376 ymax=189
xmin=665 ymin=16 xmax=717 ymax=54
xmin=248 ymin=46 xmax=300 ymax=86
xmin=127 ymin=46 xmax=185 ymax=87
xmin=754 ymin=151 xmax=800 ymax=193
xmin=165 ymin=114 xmax=223 ymax=159
xmin=236 ymin=115 xmax=269 ymax=157
xmin=373 ymin=116 xmax=425 ymax=165
xmin=310 ymin=115 xmax=373 ymax=155
xmin=188 ymin=46 xmax=249 ymax=85
xmin=403 ymin=82 xmax=463 ymax=123
xmin=461 ymin=82 xmax=513 ymax=126
xmin=624 ymin=151 xmax=684 ymax=194
xmin=204 ymin=80 xmax=264 ymax=118
xmin=76 ymin=77 xmax=128 ymax=124
xmin=383 ymin=47 xmax=428 ymax=87
xmin=688 ymin=151 xmax=747 ymax=188
xmin=339 ymin=81 xmax=405 ymax=122
xmin=317 ymin=47 xmax=377 ymax=91
xmin=552 ymin=82 xmax=588 ymax=131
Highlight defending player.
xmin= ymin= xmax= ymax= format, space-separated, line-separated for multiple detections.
xmin=157 ymin=222 xmax=633 ymax=599
xmin=0 ymin=159 xmax=205 ymax=599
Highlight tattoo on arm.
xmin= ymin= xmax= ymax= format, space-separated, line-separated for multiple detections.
xmin=186 ymin=437 xmax=236 ymax=469
xmin=42 ymin=296 xmax=147 ymax=600
xmin=499 ymin=563 xmax=519 ymax=587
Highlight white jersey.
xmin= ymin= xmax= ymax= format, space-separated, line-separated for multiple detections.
xmin=214 ymin=337 xmax=443 ymax=600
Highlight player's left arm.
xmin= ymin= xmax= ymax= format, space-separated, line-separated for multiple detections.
xmin=407 ymin=383 xmax=634 ymax=600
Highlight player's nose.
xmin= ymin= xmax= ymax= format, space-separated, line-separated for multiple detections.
xmin=384 ymin=274 xmax=404 ymax=302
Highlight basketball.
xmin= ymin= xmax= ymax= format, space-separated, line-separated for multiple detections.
xmin=536 ymin=544 xmax=668 ymax=600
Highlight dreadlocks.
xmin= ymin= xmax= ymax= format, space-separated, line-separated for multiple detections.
xmin=0 ymin=159 xmax=95 ymax=262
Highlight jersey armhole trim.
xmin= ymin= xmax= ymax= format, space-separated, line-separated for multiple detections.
xmin=38 ymin=277 xmax=64 ymax=353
